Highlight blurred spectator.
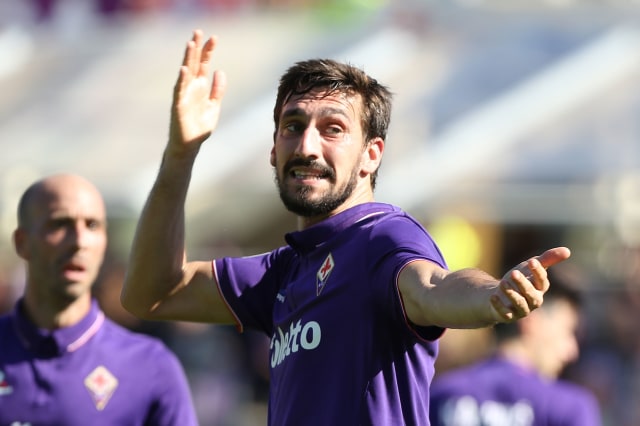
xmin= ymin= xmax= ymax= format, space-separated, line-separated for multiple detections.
xmin=563 ymin=245 xmax=640 ymax=426
xmin=0 ymin=173 xmax=198 ymax=425
xmin=430 ymin=264 xmax=602 ymax=426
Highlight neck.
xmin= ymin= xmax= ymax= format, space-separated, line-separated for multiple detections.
xmin=297 ymin=187 xmax=375 ymax=230
xmin=23 ymin=287 xmax=92 ymax=330
xmin=496 ymin=342 xmax=536 ymax=371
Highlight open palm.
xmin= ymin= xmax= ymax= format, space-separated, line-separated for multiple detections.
xmin=169 ymin=30 xmax=227 ymax=150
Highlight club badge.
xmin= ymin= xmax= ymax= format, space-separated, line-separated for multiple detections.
xmin=84 ymin=365 xmax=118 ymax=410
xmin=0 ymin=370 xmax=13 ymax=395
xmin=316 ymin=253 xmax=335 ymax=296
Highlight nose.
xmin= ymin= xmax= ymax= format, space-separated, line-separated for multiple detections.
xmin=294 ymin=126 xmax=321 ymax=159
xmin=67 ymin=221 xmax=89 ymax=249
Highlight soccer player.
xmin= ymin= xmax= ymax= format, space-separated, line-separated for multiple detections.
xmin=429 ymin=267 xmax=601 ymax=426
xmin=121 ymin=30 xmax=572 ymax=425
xmin=0 ymin=174 xmax=198 ymax=426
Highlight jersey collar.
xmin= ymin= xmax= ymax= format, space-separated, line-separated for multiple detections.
xmin=11 ymin=298 xmax=104 ymax=356
xmin=285 ymin=202 xmax=397 ymax=254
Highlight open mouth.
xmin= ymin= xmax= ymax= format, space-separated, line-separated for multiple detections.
xmin=291 ymin=169 xmax=328 ymax=180
xmin=65 ymin=261 xmax=85 ymax=272
xmin=62 ymin=260 xmax=87 ymax=278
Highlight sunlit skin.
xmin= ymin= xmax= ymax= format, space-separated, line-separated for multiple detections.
xmin=270 ymin=90 xmax=384 ymax=228
xmin=121 ymin=29 xmax=572 ymax=332
xmin=13 ymin=174 xmax=108 ymax=329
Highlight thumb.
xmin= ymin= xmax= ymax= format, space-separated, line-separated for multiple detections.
xmin=535 ymin=247 xmax=571 ymax=269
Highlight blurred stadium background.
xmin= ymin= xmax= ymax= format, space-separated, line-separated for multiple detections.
xmin=2 ymin=0 xmax=640 ymax=424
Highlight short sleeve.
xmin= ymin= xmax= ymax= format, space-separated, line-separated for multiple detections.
xmin=366 ymin=213 xmax=447 ymax=341
xmin=214 ymin=248 xmax=293 ymax=335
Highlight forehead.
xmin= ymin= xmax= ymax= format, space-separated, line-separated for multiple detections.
xmin=281 ymin=89 xmax=362 ymax=118
xmin=30 ymin=180 xmax=106 ymax=221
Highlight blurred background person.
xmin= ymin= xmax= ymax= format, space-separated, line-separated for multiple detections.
xmin=0 ymin=173 xmax=198 ymax=426
xmin=429 ymin=264 xmax=601 ymax=426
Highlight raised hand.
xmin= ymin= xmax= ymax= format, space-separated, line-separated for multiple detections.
xmin=490 ymin=247 xmax=571 ymax=322
xmin=169 ymin=30 xmax=227 ymax=154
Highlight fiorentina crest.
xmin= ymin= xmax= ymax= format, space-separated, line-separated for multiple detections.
xmin=316 ymin=253 xmax=335 ymax=296
xmin=0 ymin=370 xmax=13 ymax=395
xmin=84 ymin=365 xmax=118 ymax=410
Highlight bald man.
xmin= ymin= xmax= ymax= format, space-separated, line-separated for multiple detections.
xmin=0 ymin=174 xmax=198 ymax=426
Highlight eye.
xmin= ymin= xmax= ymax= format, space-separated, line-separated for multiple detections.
xmin=48 ymin=218 xmax=71 ymax=230
xmin=86 ymin=219 xmax=102 ymax=230
xmin=325 ymin=125 xmax=344 ymax=136
xmin=321 ymin=123 xmax=346 ymax=141
xmin=281 ymin=120 xmax=305 ymax=136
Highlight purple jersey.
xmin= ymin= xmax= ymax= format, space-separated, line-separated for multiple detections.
xmin=429 ymin=357 xmax=602 ymax=426
xmin=0 ymin=299 xmax=197 ymax=426
xmin=214 ymin=202 xmax=447 ymax=425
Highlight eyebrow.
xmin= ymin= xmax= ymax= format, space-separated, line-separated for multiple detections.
xmin=281 ymin=106 xmax=350 ymax=120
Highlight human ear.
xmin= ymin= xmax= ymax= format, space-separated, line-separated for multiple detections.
xmin=13 ymin=228 xmax=30 ymax=260
xmin=269 ymin=129 xmax=279 ymax=167
xmin=361 ymin=137 xmax=384 ymax=175
xmin=270 ymin=145 xmax=277 ymax=167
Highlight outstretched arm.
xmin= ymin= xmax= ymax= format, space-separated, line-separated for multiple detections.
xmin=121 ymin=30 xmax=232 ymax=323
xmin=398 ymin=247 xmax=571 ymax=328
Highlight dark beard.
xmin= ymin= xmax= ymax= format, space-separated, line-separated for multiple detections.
xmin=274 ymin=164 xmax=358 ymax=217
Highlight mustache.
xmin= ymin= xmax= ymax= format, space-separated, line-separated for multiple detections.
xmin=284 ymin=158 xmax=335 ymax=179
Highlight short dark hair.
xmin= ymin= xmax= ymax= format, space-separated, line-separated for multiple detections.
xmin=273 ymin=59 xmax=393 ymax=189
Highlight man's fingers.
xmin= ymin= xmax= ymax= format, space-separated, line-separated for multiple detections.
xmin=527 ymin=258 xmax=549 ymax=293
xmin=210 ymin=70 xmax=227 ymax=102
xmin=535 ymin=246 xmax=571 ymax=269
xmin=510 ymin=267 xmax=545 ymax=309
xmin=198 ymin=36 xmax=216 ymax=79
xmin=490 ymin=293 xmax=515 ymax=322
xmin=522 ymin=246 xmax=570 ymax=292
xmin=180 ymin=30 xmax=204 ymax=77
xmin=493 ymin=269 xmax=544 ymax=322
xmin=492 ymin=246 xmax=571 ymax=324
xmin=175 ymin=30 xmax=221 ymax=102
xmin=189 ymin=30 xmax=203 ymax=75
